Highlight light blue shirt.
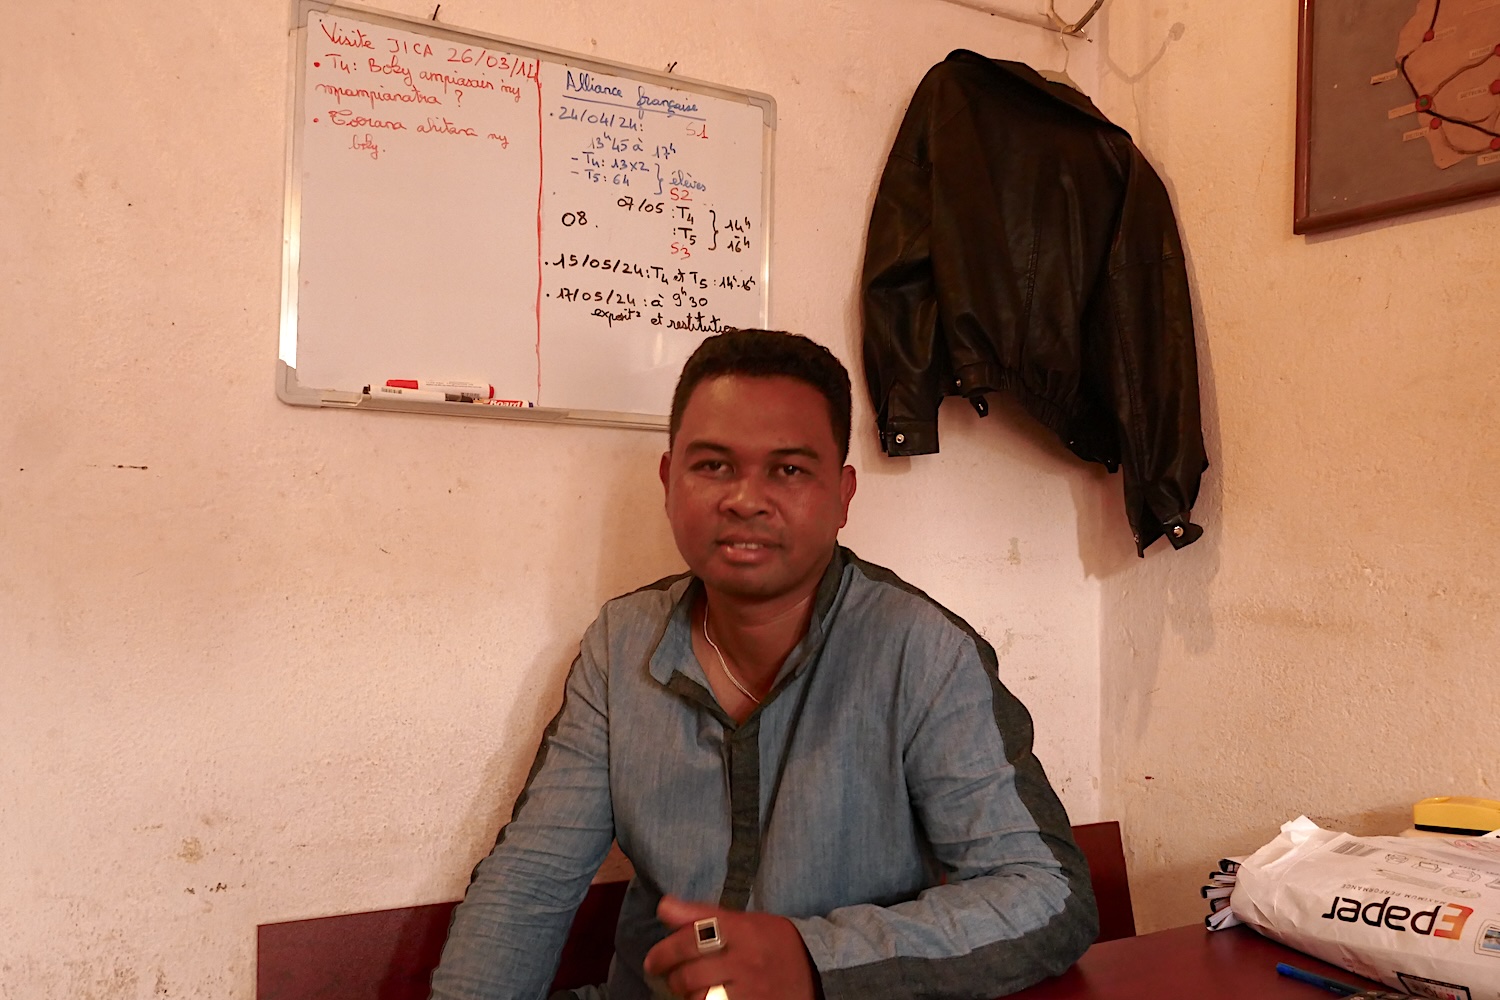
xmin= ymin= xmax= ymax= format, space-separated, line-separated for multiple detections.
xmin=430 ymin=548 xmax=1097 ymax=1000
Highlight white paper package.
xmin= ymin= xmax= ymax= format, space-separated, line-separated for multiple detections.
xmin=1230 ymin=816 xmax=1500 ymax=1000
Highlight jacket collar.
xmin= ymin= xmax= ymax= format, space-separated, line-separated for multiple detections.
xmin=944 ymin=49 xmax=1126 ymax=135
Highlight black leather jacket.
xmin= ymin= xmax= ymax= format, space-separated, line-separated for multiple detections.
xmin=862 ymin=51 xmax=1206 ymax=555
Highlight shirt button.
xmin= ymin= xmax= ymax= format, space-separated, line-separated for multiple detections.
xmin=1172 ymin=525 xmax=1185 ymax=538
xmin=894 ymin=433 xmax=906 ymax=445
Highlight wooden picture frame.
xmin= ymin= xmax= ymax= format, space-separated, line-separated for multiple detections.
xmin=1294 ymin=0 xmax=1500 ymax=234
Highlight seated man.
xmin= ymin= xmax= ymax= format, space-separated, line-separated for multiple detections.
xmin=430 ymin=330 xmax=1097 ymax=1000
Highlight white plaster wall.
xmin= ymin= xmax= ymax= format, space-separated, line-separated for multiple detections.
xmin=1091 ymin=4 xmax=1500 ymax=931
xmin=1 ymin=2 xmax=1106 ymax=995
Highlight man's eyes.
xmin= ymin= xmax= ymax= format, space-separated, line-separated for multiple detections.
xmin=689 ymin=461 xmax=809 ymax=478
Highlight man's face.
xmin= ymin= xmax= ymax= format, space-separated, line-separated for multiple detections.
xmin=660 ymin=375 xmax=857 ymax=605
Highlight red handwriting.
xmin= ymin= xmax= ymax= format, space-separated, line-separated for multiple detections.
xmin=389 ymin=38 xmax=433 ymax=57
xmin=316 ymin=82 xmax=439 ymax=108
xmin=327 ymin=109 xmax=407 ymax=129
xmin=668 ymin=186 xmax=694 ymax=202
xmin=367 ymin=56 xmax=418 ymax=90
xmin=418 ymin=69 xmax=496 ymax=95
xmin=417 ymin=116 xmax=477 ymax=136
xmin=351 ymin=132 xmax=380 ymax=159
xmin=443 ymin=48 xmax=539 ymax=80
xmin=686 ymin=121 xmax=708 ymax=139
xmin=487 ymin=133 xmax=511 ymax=147
xmin=320 ymin=21 xmax=374 ymax=50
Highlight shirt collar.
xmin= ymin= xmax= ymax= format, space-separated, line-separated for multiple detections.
xmin=646 ymin=546 xmax=851 ymax=691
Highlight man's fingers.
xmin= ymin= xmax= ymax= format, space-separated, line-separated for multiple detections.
xmin=648 ymin=909 xmax=813 ymax=1000
xmin=646 ymin=895 xmax=731 ymax=978
xmin=643 ymin=921 xmax=712 ymax=978
xmin=667 ymin=959 xmax=735 ymax=1000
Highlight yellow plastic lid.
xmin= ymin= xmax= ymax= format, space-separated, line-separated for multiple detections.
xmin=1413 ymin=796 xmax=1500 ymax=834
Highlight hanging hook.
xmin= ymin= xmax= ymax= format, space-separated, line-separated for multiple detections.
xmin=1047 ymin=0 xmax=1106 ymax=36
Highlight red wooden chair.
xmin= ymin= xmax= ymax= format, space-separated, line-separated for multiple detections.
xmin=1070 ymin=820 xmax=1137 ymax=943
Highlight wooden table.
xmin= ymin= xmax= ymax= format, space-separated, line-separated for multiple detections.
xmin=257 ymin=903 xmax=1385 ymax=999
xmin=1013 ymin=923 xmax=1383 ymax=998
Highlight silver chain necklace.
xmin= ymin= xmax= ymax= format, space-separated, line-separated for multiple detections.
xmin=702 ymin=615 xmax=762 ymax=706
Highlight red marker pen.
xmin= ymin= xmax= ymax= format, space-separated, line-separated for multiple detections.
xmin=385 ymin=379 xmax=494 ymax=399
xmin=366 ymin=385 xmax=480 ymax=403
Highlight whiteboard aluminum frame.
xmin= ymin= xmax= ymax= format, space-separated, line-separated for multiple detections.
xmin=278 ymin=0 xmax=775 ymax=432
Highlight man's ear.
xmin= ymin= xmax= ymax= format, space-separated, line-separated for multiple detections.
xmin=659 ymin=451 xmax=672 ymax=493
xmin=837 ymin=465 xmax=857 ymax=528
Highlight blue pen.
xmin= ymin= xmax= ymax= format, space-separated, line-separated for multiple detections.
xmin=1275 ymin=962 xmax=1362 ymax=995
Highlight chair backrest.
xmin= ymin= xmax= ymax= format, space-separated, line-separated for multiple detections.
xmin=256 ymin=821 xmax=1135 ymax=999
xmin=256 ymin=881 xmax=625 ymax=1000
xmin=1070 ymin=819 xmax=1137 ymax=942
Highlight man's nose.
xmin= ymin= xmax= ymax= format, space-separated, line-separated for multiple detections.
xmin=720 ymin=474 xmax=770 ymax=516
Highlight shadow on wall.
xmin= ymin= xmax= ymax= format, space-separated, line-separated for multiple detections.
xmin=594 ymin=435 xmax=685 ymax=601
xmin=1084 ymin=0 xmax=1218 ymax=659
xmin=1303 ymin=187 xmax=1500 ymax=243
xmin=435 ymin=435 xmax=681 ymax=903
xmin=1093 ymin=154 xmax=1224 ymax=930
xmin=1099 ymin=11 xmax=1188 ymax=100
xmin=1096 ymin=155 xmax=1225 ymax=747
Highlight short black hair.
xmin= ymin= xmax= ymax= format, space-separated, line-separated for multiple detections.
xmin=669 ymin=329 xmax=852 ymax=462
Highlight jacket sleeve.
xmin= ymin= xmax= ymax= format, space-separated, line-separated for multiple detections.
xmin=788 ymin=638 xmax=1098 ymax=1000
xmin=1092 ymin=146 xmax=1207 ymax=555
xmin=861 ymin=120 xmax=948 ymax=458
xmin=429 ymin=623 xmax=616 ymax=1000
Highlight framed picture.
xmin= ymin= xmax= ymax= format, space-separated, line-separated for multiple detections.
xmin=1294 ymin=0 xmax=1500 ymax=234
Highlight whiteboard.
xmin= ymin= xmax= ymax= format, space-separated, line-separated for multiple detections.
xmin=278 ymin=2 xmax=774 ymax=428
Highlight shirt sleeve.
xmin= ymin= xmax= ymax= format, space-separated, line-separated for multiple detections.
xmin=1092 ymin=144 xmax=1207 ymax=556
xmin=428 ymin=620 xmax=616 ymax=1000
xmin=788 ymin=636 xmax=1098 ymax=1000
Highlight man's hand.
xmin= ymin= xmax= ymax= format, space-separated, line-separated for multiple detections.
xmin=643 ymin=895 xmax=818 ymax=1000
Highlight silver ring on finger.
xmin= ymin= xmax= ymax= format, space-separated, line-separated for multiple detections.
xmin=693 ymin=916 xmax=726 ymax=954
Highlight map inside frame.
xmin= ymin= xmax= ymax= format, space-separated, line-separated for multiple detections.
xmin=1295 ymin=0 xmax=1500 ymax=234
